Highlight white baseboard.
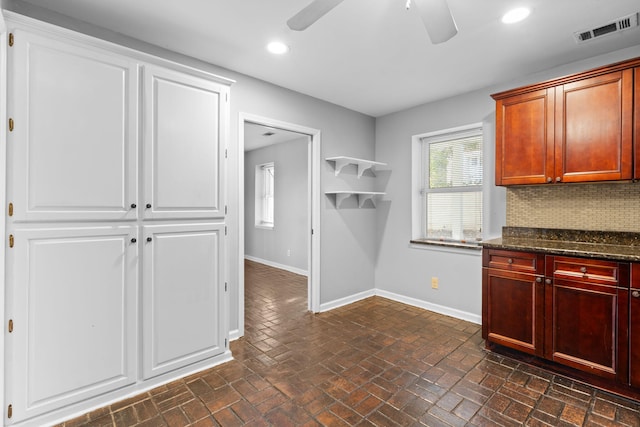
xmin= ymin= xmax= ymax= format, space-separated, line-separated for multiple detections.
xmin=229 ymin=329 xmax=242 ymax=341
xmin=375 ymin=289 xmax=481 ymax=325
xmin=244 ymin=255 xmax=308 ymax=277
xmin=319 ymin=289 xmax=375 ymax=312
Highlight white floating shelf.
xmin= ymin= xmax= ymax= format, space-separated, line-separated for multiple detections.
xmin=326 ymin=156 xmax=387 ymax=178
xmin=325 ymin=191 xmax=386 ymax=208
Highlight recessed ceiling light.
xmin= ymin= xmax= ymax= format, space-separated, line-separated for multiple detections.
xmin=267 ymin=41 xmax=289 ymax=55
xmin=502 ymin=7 xmax=531 ymax=24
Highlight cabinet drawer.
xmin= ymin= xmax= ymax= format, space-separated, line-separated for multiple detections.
xmin=548 ymin=256 xmax=628 ymax=287
xmin=483 ymin=249 xmax=544 ymax=274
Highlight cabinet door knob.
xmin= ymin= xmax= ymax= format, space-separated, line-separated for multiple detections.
xmin=546 ymin=177 xmax=552 ymax=183
xmin=131 ymin=203 xmax=137 ymax=209
xmin=535 ymin=277 xmax=542 ymax=283
xmin=130 ymin=238 xmax=137 ymax=243
xmin=147 ymin=237 xmax=153 ymax=242
xmin=146 ymin=203 xmax=152 ymax=209
xmin=555 ymin=177 xmax=561 ymax=182
xmin=545 ymin=278 xmax=552 ymax=285
xmin=507 ymin=258 xmax=513 ymax=264
xmin=580 ymin=266 xmax=587 ymax=274
xmin=632 ymin=290 xmax=640 ymax=298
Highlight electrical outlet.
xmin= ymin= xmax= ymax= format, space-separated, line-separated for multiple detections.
xmin=287 ymin=249 xmax=291 ymax=257
xmin=431 ymin=277 xmax=439 ymax=289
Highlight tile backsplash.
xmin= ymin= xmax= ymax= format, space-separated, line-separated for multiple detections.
xmin=506 ymin=182 xmax=640 ymax=232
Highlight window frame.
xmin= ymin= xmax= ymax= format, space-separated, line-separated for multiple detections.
xmin=255 ymin=162 xmax=275 ymax=229
xmin=411 ymin=123 xmax=484 ymax=250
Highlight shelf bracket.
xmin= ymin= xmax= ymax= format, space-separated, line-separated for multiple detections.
xmin=357 ymin=193 xmax=376 ymax=208
xmin=335 ymin=192 xmax=351 ymax=206
xmin=333 ymin=158 xmax=350 ymax=177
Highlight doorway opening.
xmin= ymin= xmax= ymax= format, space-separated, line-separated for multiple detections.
xmin=237 ymin=113 xmax=321 ymax=337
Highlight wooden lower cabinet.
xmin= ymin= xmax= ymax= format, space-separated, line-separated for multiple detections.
xmin=482 ymin=250 xmax=544 ymax=356
xmin=631 ymin=263 xmax=640 ymax=387
xmin=483 ymin=249 xmax=631 ymax=388
xmin=545 ymin=255 xmax=629 ymax=381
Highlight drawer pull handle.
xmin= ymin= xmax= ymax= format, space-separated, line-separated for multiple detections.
xmin=580 ymin=267 xmax=587 ymax=274
xmin=507 ymin=258 xmax=513 ymax=264
xmin=632 ymin=290 xmax=640 ymax=298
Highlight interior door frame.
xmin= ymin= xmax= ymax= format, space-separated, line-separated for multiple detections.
xmin=237 ymin=113 xmax=321 ymax=336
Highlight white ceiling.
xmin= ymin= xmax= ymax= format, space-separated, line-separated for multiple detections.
xmin=12 ymin=0 xmax=640 ymax=117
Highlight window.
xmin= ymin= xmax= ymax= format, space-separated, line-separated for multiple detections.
xmin=255 ymin=162 xmax=274 ymax=228
xmin=420 ymin=124 xmax=483 ymax=244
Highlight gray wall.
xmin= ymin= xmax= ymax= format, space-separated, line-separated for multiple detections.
xmin=374 ymin=44 xmax=640 ymax=322
xmin=244 ymin=138 xmax=308 ymax=273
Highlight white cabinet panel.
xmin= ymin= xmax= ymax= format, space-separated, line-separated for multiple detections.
xmin=144 ymin=65 xmax=227 ymax=219
xmin=142 ymin=223 xmax=225 ymax=379
xmin=7 ymin=226 xmax=138 ymax=423
xmin=8 ymin=29 xmax=139 ymax=221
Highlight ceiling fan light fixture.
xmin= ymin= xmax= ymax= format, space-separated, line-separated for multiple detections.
xmin=266 ymin=41 xmax=289 ymax=55
xmin=502 ymin=7 xmax=531 ymax=24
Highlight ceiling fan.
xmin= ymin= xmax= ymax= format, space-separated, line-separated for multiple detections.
xmin=286 ymin=0 xmax=458 ymax=44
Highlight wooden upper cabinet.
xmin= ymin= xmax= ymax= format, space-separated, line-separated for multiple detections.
xmin=493 ymin=57 xmax=639 ymax=186
xmin=556 ymin=69 xmax=633 ymax=183
xmin=636 ymin=68 xmax=640 ymax=181
xmin=495 ymin=89 xmax=554 ymax=185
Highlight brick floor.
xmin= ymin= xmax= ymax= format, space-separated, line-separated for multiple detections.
xmin=58 ymin=260 xmax=640 ymax=426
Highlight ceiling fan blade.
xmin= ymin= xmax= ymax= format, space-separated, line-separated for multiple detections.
xmin=287 ymin=0 xmax=346 ymax=31
xmin=413 ymin=0 xmax=458 ymax=44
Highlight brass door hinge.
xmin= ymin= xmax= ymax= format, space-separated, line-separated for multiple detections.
xmin=8 ymin=203 xmax=13 ymax=217
xmin=8 ymin=319 xmax=13 ymax=333
xmin=8 ymin=33 xmax=13 ymax=47
xmin=7 ymin=404 xmax=12 ymax=419
xmin=8 ymin=118 xmax=14 ymax=132
xmin=9 ymin=235 xmax=14 ymax=248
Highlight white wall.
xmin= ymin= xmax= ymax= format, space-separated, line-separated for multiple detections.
xmin=244 ymin=137 xmax=308 ymax=274
xmin=3 ymin=0 xmax=378 ymax=335
xmin=374 ymin=43 xmax=640 ymax=323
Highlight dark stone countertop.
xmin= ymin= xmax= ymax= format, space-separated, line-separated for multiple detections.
xmin=481 ymin=227 xmax=640 ymax=262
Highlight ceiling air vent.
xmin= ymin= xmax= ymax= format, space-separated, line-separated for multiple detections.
xmin=574 ymin=12 xmax=639 ymax=43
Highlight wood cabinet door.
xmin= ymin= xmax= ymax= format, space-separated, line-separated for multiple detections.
xmin=8 ymin=29 xmax=139 ymax=222
xmin=7 ymin=226 xmax=138 ymax=423
xmin=482 ymin=268 xmax=544 ymax=356
xmin=631 ymin=264 xmax=640 ymax=387
xmin=143 ymin=65 xmax=228 ymax=220
xmin=545 ymin=270 xmax=628 ymax=381
xmin=495 ymin=88 xmax=555 ymax=185
xmin=142 ymin=223 xmax=226 ymax=379
xmin=635 ymin=68 xmax=640 ymax=181
xmin=555 ymin=69 xmax=633 ymax=183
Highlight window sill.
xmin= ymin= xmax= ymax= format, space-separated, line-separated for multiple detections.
xmin=410 ymin=239 xmax=482 ymax=253
xmin=255 ymin=224 xmax=274 ymax=230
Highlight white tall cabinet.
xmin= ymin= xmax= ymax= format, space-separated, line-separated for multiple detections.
xmin=3 ymin=12 xmax=232 ymax=427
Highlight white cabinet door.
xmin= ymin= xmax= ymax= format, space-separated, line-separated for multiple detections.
xmin=7 ymin=226 xmax=138 ymax=423
xmin=142 ymin=223 xmax=226 ymax=379
xmin=143 ymin=65 xmax=227 ymax=219
xmin=8 ymin=29 xmax=139 ymax=222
